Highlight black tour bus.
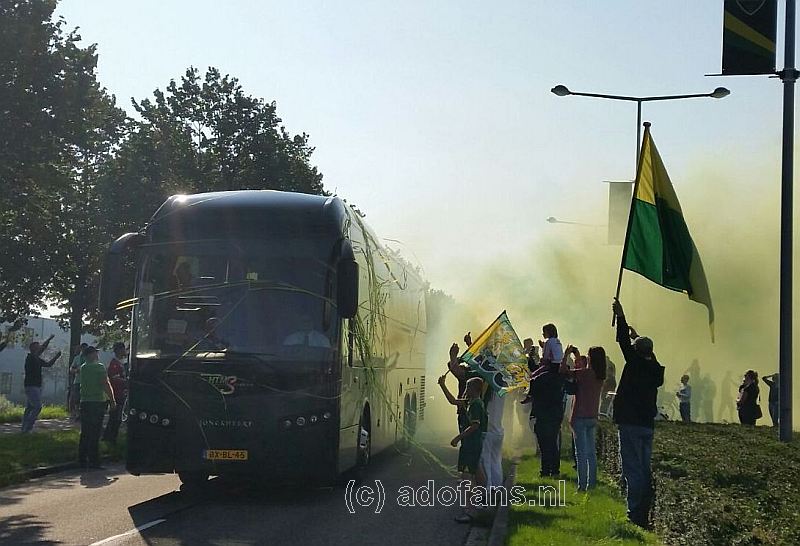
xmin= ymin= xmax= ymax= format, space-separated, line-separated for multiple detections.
xmin=99 ymin=190 xmax=427 ymax=487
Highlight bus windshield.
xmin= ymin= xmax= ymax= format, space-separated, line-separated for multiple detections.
xmin=134 ymin=239 xmax=337 ymax=361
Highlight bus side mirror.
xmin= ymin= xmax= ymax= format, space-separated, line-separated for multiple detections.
xmin=337 ymin=260 xmax=359 ymax=319
xmin=99 ymin=233 xmax=141 ymax=320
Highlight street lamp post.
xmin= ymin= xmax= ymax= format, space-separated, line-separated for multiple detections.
xmin=546 ymin=216 xmax=605 ymax=228
xmin=551 ymin=85 xmax=730 ymax=171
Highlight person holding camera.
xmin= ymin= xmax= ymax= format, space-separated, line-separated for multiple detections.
xmin=560 ymin=344 xmax=607 ymax=491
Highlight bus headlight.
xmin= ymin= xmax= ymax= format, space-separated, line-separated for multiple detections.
xmin=322 ymin=412 xmax=331 ymax=420
xmin=309 ymin=415 xmax=318 ymax=424
xmin=282 ymin=419 xmax=292 ymax=429
xmin=296 ymin=417 xmax=306 ymax=427
xmin=149 ymin=414 xmax=159 ymax=424
xmin=161 ymin=418 xmax=170 ymax=427
xmin=129 ymin=408 xmax=137 ymax=416
xmin=139 ymin=411 xmax=148 ymax=421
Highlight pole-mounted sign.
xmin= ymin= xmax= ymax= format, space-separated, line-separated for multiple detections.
xmin=722 ymin=0 xmax=777 ymax=75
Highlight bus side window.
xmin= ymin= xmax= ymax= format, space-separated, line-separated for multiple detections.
xmin=343 ymin=320 xmax=354 ymax=367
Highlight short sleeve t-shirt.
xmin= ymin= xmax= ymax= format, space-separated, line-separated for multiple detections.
xmin=79 ymin=361 xmax=109 ymax=402
xmin=542 ymin=338 xmax=564 ymax=363
xmin=467 ymin=398 xmax=488 ymax=434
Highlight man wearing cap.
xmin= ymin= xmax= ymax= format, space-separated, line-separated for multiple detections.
xmin=611 ymin=299 xmax=664 ymax=529
xmin=78 ymin=346 xmax=116 ymax=469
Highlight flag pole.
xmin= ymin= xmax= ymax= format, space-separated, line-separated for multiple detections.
xmin=612 ymin=121 xmax=651 ymax=326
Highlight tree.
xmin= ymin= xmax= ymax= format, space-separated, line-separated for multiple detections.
xmin=132 ymin=67 xmax=324 ymax=194
xmin=0 ymin=0 xmax=127 ymax=361
xmin=0 ymin=0 xmax=108 ymax=320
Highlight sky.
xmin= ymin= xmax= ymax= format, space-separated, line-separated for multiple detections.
xmin=55 ymin=1 xmax=788 ymax=287
xmin=54 ymin=1 xmax=800 ymax=420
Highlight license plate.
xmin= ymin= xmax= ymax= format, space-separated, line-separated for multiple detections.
xmin=203 ymin=449 xmax=249 ymax=461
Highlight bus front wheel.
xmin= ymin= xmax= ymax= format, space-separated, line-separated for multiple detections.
xmin=357 ymin=412 xmax=371 ymax=469
xmin=178 ymin=471 xmax=209 ymax=491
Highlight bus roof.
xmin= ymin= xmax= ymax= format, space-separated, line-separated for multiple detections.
xmin=147 ymin=190 xmax=348 ymax=241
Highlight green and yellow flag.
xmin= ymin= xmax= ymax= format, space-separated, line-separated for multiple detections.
xmin=623 ymin=127 xmax=715 ymax=340
xmin=460 ymin=311 xmax=529 ymax=396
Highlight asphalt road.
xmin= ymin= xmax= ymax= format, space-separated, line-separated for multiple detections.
xmin=0 ymin=442 xmax=473 ymax=546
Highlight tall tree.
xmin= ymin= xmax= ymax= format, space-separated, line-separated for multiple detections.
xmin=0 ymin=0 xmax=107 ymax=320
xmin=132 ymin=67 xmax=324 ymax=194
xmin=0 ymin=0 xmax=127 ymax=361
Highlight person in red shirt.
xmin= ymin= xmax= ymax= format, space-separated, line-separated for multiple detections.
xmin=560 ymin=344 xmax=607 ymax=492
xmin=102 ymin=342 xmax=128 ymax=444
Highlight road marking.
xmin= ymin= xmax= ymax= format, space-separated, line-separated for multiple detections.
xmin=89 ymin=519 xmax=166 ymax=546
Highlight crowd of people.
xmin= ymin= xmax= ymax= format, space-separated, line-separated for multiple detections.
xmin=20 ymin=339 xmax=128 ymax=470
xmin=436 ymin=298 xmax=789 ymax=528
xmin=438 ymin=299 xmax=663 ymax=528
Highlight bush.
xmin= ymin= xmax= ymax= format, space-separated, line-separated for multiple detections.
xmin=0 ymin=395 xmax=69 ymax=423
xmin=598 ymin=421 xmax=800 ymax=546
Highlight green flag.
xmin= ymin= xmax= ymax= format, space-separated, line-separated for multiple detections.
xmin=623 ymin=127 xmax=715 ymax=340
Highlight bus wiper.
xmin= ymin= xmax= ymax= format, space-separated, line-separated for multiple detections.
xmin=211 ymin=351 xmax=279 ymax=362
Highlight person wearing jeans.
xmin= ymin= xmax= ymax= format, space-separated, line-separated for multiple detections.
xmin=618 ymin=423 xmax=655 ymax=515
xmin=560 ymin=345 xmax=606 ymax=491
xmin=22 ymin=336 xmax=61 ymax=433
xmin=611 ymin=299 xmax=665 ymax=528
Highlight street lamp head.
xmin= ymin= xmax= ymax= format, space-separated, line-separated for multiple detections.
xmin=551 ymin=85 xmax=571 ymax=97
xmin=546 ymin=216 xmax=558 ymax=223
xmin=710 ymin=87 xmax=730 ymax=99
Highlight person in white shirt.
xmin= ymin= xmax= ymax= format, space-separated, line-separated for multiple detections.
xmin=283 ymin=315 xmax=331 ymax=348
xmin=539 ymin=323 xmax=563 ymax=365
xmin=480 ymin=389 xmax=505 ymax=492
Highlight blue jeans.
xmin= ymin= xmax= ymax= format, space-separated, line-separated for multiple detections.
xmin=618 ymin=424 xmax=654 ymax=522
xmin=679 ymin=402 xmax=691 ymax=423
xmin=572 ymin=418 xmax=597 ymax=489
xmin=22 ymin=386 xmax=43 ymax=432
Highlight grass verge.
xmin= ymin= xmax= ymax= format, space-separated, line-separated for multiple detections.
xmin=598 ymin=421 xmax=800 ymax=545
xmin=506 ymin=453 xmax=660 ymax=546
xmin=0 ymin=429 xmax=126 ymax=488
xmin=0 ymin=405 xmax=69 ymax=423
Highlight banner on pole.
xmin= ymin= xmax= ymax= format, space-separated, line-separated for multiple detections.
xmin=460 ymin=311 xmax=529 ymax=396
xmin=722 ymin=0 xmax=777 ymax=75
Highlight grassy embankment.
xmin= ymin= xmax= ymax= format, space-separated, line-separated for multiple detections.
xmin=597 ymin=421 xmax=800 ymax=546
xmin=506 ymin=452 xmax=660 ymax=546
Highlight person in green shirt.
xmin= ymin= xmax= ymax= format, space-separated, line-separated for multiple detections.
xmin=438 ymin=371 xmax=488 ymax=523
xmin=78 ymin=346 xmax=116 ymax=469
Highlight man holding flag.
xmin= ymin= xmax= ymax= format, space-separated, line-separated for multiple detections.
xmin=612 ymin=299 xmax=664 ymax=528
xmin=611 ymin=122 xmax=710 ymax=527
